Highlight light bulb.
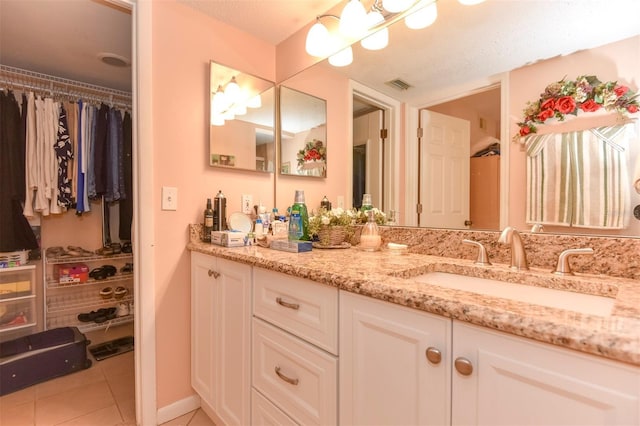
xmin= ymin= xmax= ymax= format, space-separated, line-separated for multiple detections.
xmin=405 ymin=1 xmax=437 ymax=30
xmin=212 ymin=85 xmax=228 ymax=114
xmin=211 ymin=112 xmax=225 ymax=126
xmin=339 ymin=0 xmax=368 ymax=39
xmin=382 ymin=0 xmax=413 ymax=13
xmin=328 ymin=45 xmax=353 ymax=67
xmin=224 ymin=76 xmax=240 ymax=102
xmin=222 ymin=109 xmax=235 ymax=121
xmin=305 ymin=20 xmax=330 ymax=57
xmin=233 ymin=103 xmax=247 ymax=116
xmin=361 ymin=10 xmax=388 ymax=50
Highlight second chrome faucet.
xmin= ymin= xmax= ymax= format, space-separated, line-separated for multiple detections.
xmin=498 ymin=226 xmax=529 ymax=270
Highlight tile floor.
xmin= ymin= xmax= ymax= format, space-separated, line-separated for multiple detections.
xmin=0 ymin=324 xmax=215 ymax=426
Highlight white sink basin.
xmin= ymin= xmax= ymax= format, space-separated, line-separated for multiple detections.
xmin=414 ymin=272 xmax=614 ymax=316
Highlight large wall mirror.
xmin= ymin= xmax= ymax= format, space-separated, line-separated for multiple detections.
xmin=274 ymin=0 xmax=640 ymax=237
xmin=279 ymin=86 xmax=327 ymax=177
xmin=209 ymin=61 xmax=275 ymax=172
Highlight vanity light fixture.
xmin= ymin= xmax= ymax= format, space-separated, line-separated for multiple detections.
xmin=305 ymin=0 xmax=485 ymax=66
xmin=224 ymin=76 xmax=241 ymax=103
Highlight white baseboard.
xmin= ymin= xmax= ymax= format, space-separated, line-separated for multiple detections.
xmin=156 ymin=394 xmax=201 ymax=425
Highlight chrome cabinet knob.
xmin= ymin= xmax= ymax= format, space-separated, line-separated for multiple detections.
xmin=454 ymin=357 xmax=473 ymax=376
xmin=207 ymin=269 xmax=220 ymax=278
xmin=425 ymin=347 xmax=442 ymax=364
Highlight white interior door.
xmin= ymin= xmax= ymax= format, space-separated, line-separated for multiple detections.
xmin=353 ymin=110 xmax=383 ymax=209
xmin=419 ymin=110 xmax=470 ymax=228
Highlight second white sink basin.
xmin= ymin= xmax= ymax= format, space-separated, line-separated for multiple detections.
xmin=414 ymin=271 xmax=614 ymax=316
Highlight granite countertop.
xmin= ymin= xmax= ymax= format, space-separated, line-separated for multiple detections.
xmin=187 ymin=230 xmax=640 ymax=367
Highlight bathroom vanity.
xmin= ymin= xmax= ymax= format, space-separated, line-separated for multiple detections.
xmin=188 ymin=225 xmax=640 ymax=425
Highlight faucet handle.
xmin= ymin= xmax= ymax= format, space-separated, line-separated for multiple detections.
xmin=462 ymin=239 xmax=491 ymax=266
xmin=553 ymin=248 xmax=594 ymax=276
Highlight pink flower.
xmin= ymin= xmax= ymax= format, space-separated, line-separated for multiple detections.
xmin=537 ymin=108 xmax=554 ymax=122
xmin=614 ymin=85 xmax=629 ymax=97
xmin=519 ymin=125 xmax=532 ymax=137
xmin=540 ymin=98 xmax=555 ymax=111
xmin=627 ymin=104 xmax=639 ymax=114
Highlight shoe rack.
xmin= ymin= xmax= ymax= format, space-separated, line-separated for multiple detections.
xmin=43 ymin=248 xmax=133 ymax=333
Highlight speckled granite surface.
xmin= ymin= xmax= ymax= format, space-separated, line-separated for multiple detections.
xmin=188 ymin=224 xmax=640 ymax=366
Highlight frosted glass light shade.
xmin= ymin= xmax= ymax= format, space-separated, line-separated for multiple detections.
xmin=224 ymin=77 xmax=240 ymax=102
xmin=382 ymin=0 xmax=413 ymax=13
xmin=339 ymin=0 xmax=368 ymax=38
xmin=233 ymin=104 xmax=247 ymax=115
xmin=305 ymin=21 xmax=330 ymax=56
xmin=361 ymin=10 xmax=388 ymax=50
xmin=328 ymin=45 xmax=353 ymax=67
xmin=211 ymin=111 xmax=225 ymax=126
xmin=212 ymin=86 xmax=227 ymax=114
xmin=405 ymin=1 xmax=438 ymax=29
xmin=247 ymin=94 xmax=262 ymax=108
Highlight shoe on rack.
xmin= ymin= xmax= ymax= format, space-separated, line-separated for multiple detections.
xmin=122 ymin=241 xmax=132 ymax=253
xmin=94 ymin=307 xmax=117 ymax=323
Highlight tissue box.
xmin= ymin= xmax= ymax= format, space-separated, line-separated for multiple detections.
xmin=211 ymin=231 xmax=247 ymax=247
xmin=270 ymin=240 xmax=313 ymax=253
xmin=55 ymin=263 xmax=89 ymax=284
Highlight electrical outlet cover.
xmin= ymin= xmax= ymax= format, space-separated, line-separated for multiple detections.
xmin=241 ymin=194 xmax=253 ymax=214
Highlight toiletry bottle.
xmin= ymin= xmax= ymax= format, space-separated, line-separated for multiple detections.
xmin=289 ymin=190 xmax=310 ymax=241
xmin=361 ymin=193 xmax=373 ymax=212
xmin=203 ymin=198 xmax=214 ymax=242
xmin=255 ymin=218 xmax=264 ymax=238
xmin=214 ymin=190 xmax=227 ymax=231
xmin=359 ymin=209 xmax=382 ymax=251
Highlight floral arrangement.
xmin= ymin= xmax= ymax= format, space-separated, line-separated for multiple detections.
xmin=308 ymin=207 xmax=355 ymax=236
xmin=297 ymin=139 xmax=326 ymax=168
xmin=355 ymin=208 xmax=387 ymax=225
xmin=516 ymin=75 xmax=639 ymax=138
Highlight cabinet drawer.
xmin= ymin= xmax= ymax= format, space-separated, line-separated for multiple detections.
xmin=0 ymin=296 xmax=37 ymax=333
xmin=253 ymin=267 xmax=338 ymax=354
xmin=252 ymin=318 xmax=337 ymax=426
xmin=251 ymin=388 xmax=298 ymax=426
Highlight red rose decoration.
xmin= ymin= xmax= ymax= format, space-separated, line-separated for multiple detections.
xmin=540 ymin=98 xmax=555 ymax=111
xmin=537 ymin=108 xmax=554 ymax=122
xmin=614 ymin=85 xmax=629 ymax=97
xmin=627 ymin=104 xmax=639 ymax=114
xmin=556 ymin=96 xmax=576 ymax=114
xmin=519 ymin=126 xmax=531 ymax=137
xmin=580 ymin=99 xmax=601 ymax=113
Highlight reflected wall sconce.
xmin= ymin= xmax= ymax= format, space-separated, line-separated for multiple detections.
xmin=305 ymin=0 xmax=485 ymax=66
xmin=211 ymin=76 xmax=263 ymax=126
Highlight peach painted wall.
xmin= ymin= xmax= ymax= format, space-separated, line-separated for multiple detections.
xmin=275 ymin=64 xmax=351 ymax=213
xmin=150 ymin=1 xmax=275 ymax=407
xmin=509 ymin=35 xmax=640 ymax=236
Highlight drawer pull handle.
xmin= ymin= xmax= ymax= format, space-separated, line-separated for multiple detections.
xmin=208 ymin=270 xmax=220 ymax=279
xmin=276 ymin=297 xmax=300 ymax=310
xmin=425 ymin=347 xmax=442 ymax=364
xmin=274 ymin=366 xmax=299 ymax=385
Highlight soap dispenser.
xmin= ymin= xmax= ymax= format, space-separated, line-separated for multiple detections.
xmin=358 ymin=210 xmax=382 ymax=251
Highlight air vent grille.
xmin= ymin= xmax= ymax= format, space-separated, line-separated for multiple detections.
xmin=385 ymin=78 xmax=411 ymax=91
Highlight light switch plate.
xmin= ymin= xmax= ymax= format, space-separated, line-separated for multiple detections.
xmin=337 ymin=195 xmax=345 ymax=209
xmin=241 ymin=194 xmax=253 ymax=214
xmin=162 ymin=186 xmax=178 ymax=211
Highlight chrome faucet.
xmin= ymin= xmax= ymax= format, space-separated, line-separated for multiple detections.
xmin=553 ymin=248 xmax=594 ymax=276
xmin=498 ymin=226 xmax=529 ymax=270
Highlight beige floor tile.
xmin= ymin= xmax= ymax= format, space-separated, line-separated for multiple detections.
xmin=160 ymin=410 xmax=196 ymax=425
xmin=98 ymin=350 xmax=134 ymax=379
xmin=0 ymin=400 xmax=35 ymax=426
xmin=116 ymin=397 xmax=136 ymax=424
xmin=0 ymin=384 xmax=36 ymax=406
xmin=107 ymin=371 xmax=135 ymax=404
xmin=57 ymin=404 xmax=123 ymax=426
xmin=35 ymin=364 xmax=106 ymax=399
xmin=35 ymin=380 xmax=115 ymax=426
xmin=188 ymin=409 xmax=216 ymax=426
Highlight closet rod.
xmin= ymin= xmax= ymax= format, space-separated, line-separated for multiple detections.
xmin=0 ymin=64 xmax=131 ymax=108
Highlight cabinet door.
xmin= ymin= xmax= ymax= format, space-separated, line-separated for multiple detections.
xmin=339 ymin=291 xmax=451 ymax=426
xmin=452 ymin=321 xmax=640 ymax=426
xmin=214 ymin=257 xmax=252 ymax=426
xmin=190 ymin=252 xmax=217 ymax=409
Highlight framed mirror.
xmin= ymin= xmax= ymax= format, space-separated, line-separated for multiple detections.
xmin=279 ymin=85 xmax=327 ymax=178
xmin=209 ymin=61 xmax=275 ymax=172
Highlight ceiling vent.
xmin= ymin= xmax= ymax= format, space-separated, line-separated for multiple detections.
xmin=385 ymin=78 xmax=411 ymax=91
xmin=98 ymin=52 xmax=131 ymax=67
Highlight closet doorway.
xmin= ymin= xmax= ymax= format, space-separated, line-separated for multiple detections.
xmin=0 ymin=1 xmax=138 ymax=424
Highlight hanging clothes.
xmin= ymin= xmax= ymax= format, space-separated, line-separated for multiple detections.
xmin=23 ymin=92 xmax=37 ymax=217
xmin=0 ymin=90 xmax=38 ymax=251
xmin=55 ymin=104 xmax=73 ymax=208
xmin=119 ymin=111 xmax=133 ymax=241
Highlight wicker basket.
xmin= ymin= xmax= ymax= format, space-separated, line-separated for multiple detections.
xmin=348 ymin=225 xmax=364 ymax=246
xmin=317 ymin=225 xmax=347 ymax=246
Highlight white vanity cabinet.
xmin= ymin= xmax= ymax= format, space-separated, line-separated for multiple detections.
xmin=190 ymin=251 xmax=251 ymax=426
xmin=252 ymin=267 xmax=339 ymax=425
xmin=339 ymin=290 xmax=452 ymax=426
xmin=451 ymin=321 xmax=640 ymax=426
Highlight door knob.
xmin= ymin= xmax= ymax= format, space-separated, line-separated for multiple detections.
xmin=454 ymin=357 xmax=473 ymax=375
